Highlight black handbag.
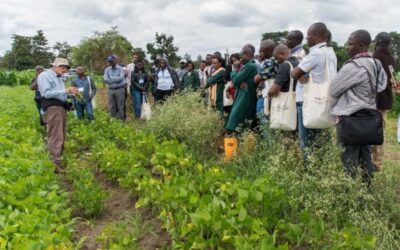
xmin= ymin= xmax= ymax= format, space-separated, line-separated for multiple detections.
xmin=342 ymin=109 xmax=383 ymax=145
xmin=341 ymin=59 xmax=383 ymax=146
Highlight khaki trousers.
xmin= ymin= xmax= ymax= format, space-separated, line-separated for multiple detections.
xmin=372 ymin=109 xmax=388 ymax=170
xmin=43 ymin=106 xmax=67 ymax=167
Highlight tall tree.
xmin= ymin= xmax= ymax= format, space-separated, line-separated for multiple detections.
xmin=72 ymin=27 xmax=134 ymax=73
xmin=331 ymin=41 xmax=349 ymax=69
xmin=389 ymin=32 xmax=400 ymax=71
xmin=31 ymin=30 xmax=53 ymax=67
xmin=53 ymin=42 xmax=72 ymax=62
xmin=146 ymin=33 xmax=179 ymax=67
xmin=2 ymin=35 xmax=33 ymax=70
xmin=261 ymin=31 xmax=289 ymax=44
xmin=183 ymin=53 xmax=192 ymax=62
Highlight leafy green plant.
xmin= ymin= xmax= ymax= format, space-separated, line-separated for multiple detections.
xmin=97 ymin=213 xmax=153 ymax=250
xmin=0 ymin=86 xmax=74 ymax=249
xmin=67 ymin=106 xmax=382 ymax=249
xmin=147 ymin=91 xmax=224 ymax=160
xmin=0 ymin=69 xmax=35 ymax=86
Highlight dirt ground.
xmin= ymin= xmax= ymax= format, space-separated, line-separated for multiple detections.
xmin=73 ymin=172 xmax=169 ymax=249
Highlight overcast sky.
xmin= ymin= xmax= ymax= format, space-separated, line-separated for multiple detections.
xmin=1 ymin=0 xmax=399 ymax=59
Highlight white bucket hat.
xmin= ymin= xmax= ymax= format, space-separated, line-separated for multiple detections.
xmin=51 ymin=58 xmax=70 ymax=69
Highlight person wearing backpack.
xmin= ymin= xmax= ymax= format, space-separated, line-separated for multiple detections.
xmin=30 ymin=65 xmax=45 ymax=126
xmin=71 ymin=66 xmax=96 ymax=121
xmin=329 ymin=30 xmax=387 ymax=183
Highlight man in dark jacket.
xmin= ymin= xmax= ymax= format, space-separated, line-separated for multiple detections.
xmin=372 ymin=32 xmax=396 ymax=171
xmin=30 ymin=65 xmax=45 ymax=125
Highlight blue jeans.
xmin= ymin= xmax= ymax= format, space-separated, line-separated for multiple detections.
xmin=131 ymin=89 xmax=143 ymax=118
xmin=256 ymin=96 xmax=268 ymax=124
xmin=297 ymin=102 xmax=322 ymax=166
xmin=75 ymin=100 xmax=94 ymax=121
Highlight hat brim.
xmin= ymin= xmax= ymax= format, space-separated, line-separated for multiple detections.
xmin=60 ymin=64 xmax=71 ymax=69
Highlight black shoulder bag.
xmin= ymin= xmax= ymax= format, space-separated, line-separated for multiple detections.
xmin=341 ymin=60 xmax=384 ymax=145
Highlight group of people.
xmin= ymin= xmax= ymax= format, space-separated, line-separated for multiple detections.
xmin=32 ymin=22 xmax=398 ymax=181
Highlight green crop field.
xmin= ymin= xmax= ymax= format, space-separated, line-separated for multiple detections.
xmin=1 ymin=85 xmax=399 ymax=249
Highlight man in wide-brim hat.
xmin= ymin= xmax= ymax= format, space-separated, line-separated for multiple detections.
xmin=38 ymin=57 xmax=78 ymax=173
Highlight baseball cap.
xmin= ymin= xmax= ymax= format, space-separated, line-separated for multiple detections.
xmin=107 ymin=55 xmax=117 ymax=62
xmin=179 ymin=59 xmax=187 ymax=64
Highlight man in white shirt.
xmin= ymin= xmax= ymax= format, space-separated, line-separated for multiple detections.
xmin=292 ymin=22 xmax=337 ymax=166
xmin=198 ymin=60 xmax=207 ymax=88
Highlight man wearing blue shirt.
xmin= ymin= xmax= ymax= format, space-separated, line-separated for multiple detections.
xmin=38 ymin=58 xmax=77 ymax=172
xmin=71 ymin=66 xmax=96 ymax=121
xmin=103 ymin=55 xmax=126 ymax=120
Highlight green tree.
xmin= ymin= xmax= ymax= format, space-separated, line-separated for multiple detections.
xmin=262 ymin=30 xmax=349 ymax=69
xmin=2 ymin=35 xmax=33 ymax=70
xmin=72 ymin=27 xmax=134 ymax=74
xmin=331 ymin=41 xmax=349 ymax=69
xmin=31 ymin=30 xmax=53 ymax=67
xmin=183 ymin=53 xmax=192 ymax=62
xmin=261 ymin=31 xmax=289 ymax=44
xmin=389 ymin=32 xmax=400 ymax=71
xmin=146 ymin=33 xmax=179 ymax=67
xmin=194 ymin=55 xmax=203 ymax=68
xmin=53 ymin=42 xmax=72 ymax=62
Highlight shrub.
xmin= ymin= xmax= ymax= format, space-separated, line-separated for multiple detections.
xmin=147 ymin=91 xmax=224 ymax=160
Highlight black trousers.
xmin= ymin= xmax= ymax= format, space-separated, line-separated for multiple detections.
xmin=154 ymin=89 xmax=173 ymax=103
xmin=336 ymin=122 xmax=374 ymax=184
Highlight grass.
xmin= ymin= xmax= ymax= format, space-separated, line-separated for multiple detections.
xmin=384 ymin=117 xmax=400 ymax=165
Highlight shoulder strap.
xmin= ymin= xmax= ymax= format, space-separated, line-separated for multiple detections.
xmin=285 ymin=61 xmax=295 ymax=93
xmin=372 ymin=59 xmax=382 ymax=94
xmin=87 ymin=76 xmax=92 ymax=95
xmin=322 ymin=47 xmax=331 ymax=81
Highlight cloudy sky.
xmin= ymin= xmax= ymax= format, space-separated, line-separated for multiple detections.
xmin=1 ymin=0 xmax=399 ymax=59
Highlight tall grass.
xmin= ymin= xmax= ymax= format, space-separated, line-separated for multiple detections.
xmin=147 ymin=91 xmax=224 ymax=160
xmin=223 ymin=124 xmax=400 ymax=249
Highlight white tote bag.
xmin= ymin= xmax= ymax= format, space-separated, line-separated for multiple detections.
xmin=223 ymin=81 xmax=234 ymax=107
xmin=140 ymin=93 xmax=151 ymax=120
xmin=302 ymin=50 xmax=335 ymax=128
xmin=263 ymin=79 xmax=274 ymax=116
xmin=87 ymin=76 xmax=96 ymax=109
xmin=270 ymin=62 xmax=297 ymax=131
xmin=303 ymin=48 xmax=335 ymax=129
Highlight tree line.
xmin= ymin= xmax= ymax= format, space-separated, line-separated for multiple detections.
xmin=1 ymin=27 xmax=399 ymax=74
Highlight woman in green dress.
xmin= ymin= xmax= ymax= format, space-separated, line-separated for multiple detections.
xmin=206 ymin=56 xmax=226 ymax=115
xmin=225 ymin=46 xmax=258 ymax=132
xmin=181 ymin=61 xmax=200 ymax=91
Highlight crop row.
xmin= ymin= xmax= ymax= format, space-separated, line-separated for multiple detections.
xmin=0 ymin=70 xmax=35 ymax=87
xmin=66 ymin=110 xmax=375 ymax=249
xmin=0 ymin=87 xmax=74 ymax=249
